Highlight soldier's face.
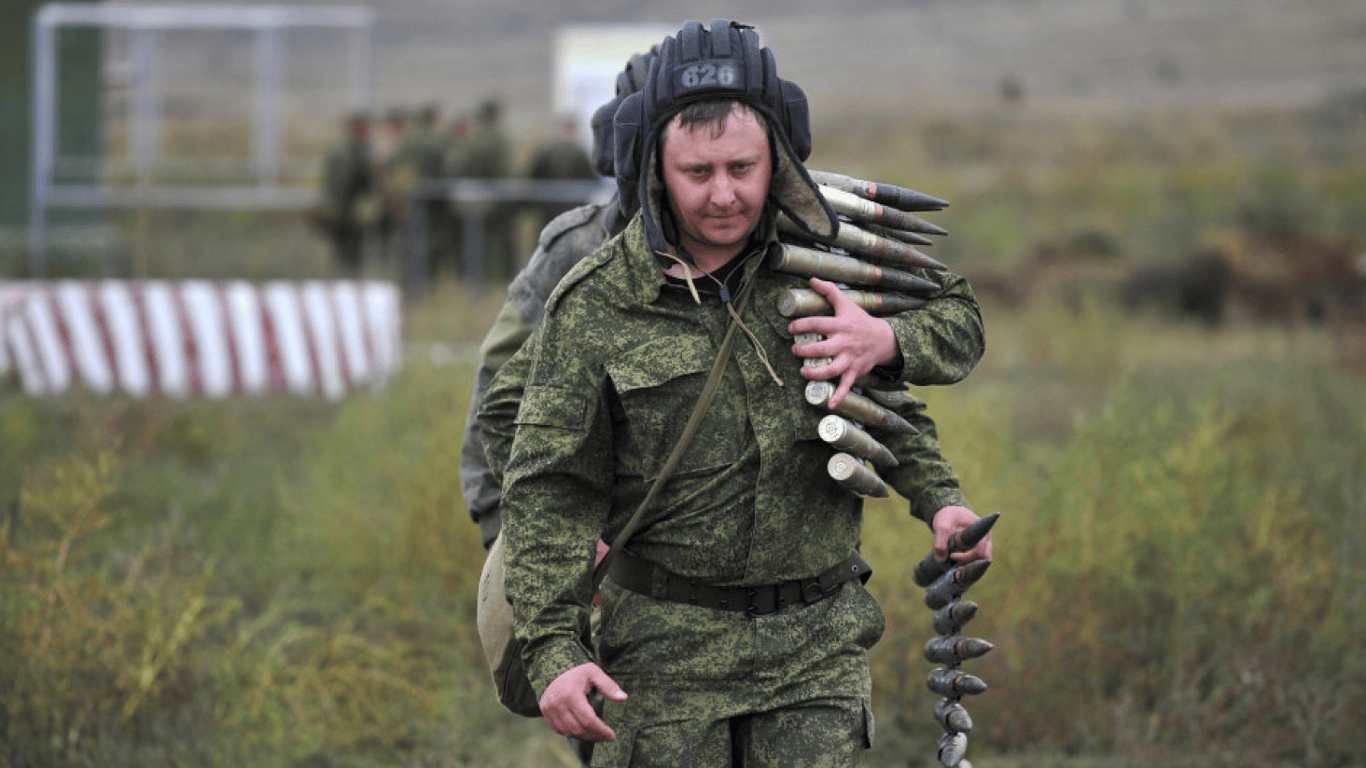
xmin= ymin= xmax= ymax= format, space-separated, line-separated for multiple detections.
xmin=660 ymin=108 xmax=772 ymax=266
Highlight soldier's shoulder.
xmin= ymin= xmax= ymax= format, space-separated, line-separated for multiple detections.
xmin=536 ymin=203 xmax=609 ymax=250
xmin=507 ymin=203 xmax=613 ymax=321
xmin=544 ymin=222 xmax=635 ymax=315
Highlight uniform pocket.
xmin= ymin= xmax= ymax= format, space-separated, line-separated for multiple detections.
xmin=516 ymin=384 xmax=589 ymax=430
xmin=588 ymin=725 xmax=636 ymax=767
xmin=605 ymin=334 xmax=746 ymax=480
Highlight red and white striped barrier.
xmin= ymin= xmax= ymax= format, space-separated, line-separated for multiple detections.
xmin=0 ymin=280 xmax=401 ymax=400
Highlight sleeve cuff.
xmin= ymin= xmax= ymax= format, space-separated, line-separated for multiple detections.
xmin=527 ymin=636 xmax=597 ymax=696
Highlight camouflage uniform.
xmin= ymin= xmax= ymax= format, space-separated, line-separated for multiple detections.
xmin=527 ymin=135 xmax=598 ymax=232
xmin=461 ymin=200 xmax=624 ymax=548
xmin=394 ymin=113 xmax=455 ymax=278
xmin=316 ymin=127 xmax=376 ymax=274
xmin=479 ymin=211 xmax=982 ymax=766
xmin=459 ymin=109 xmax=516 ymax=283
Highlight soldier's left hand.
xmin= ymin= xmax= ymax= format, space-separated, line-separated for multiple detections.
xmin=932 ymin=505 xmax=994 ymax=564
xmin=789 ymin=278 xmax=900 ymax=408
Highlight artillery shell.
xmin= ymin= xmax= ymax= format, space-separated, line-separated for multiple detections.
xmin=776 ymin=287 xmax=927 ymax=318
xmin=781 ymin=214 xmax=947 ymax=270
xmin=865 ymin=220 xmax=935 ymax=247
xmin=809 ymin=170 xmax=951 ymax=212
xmin=933 ymin=600 xmax=979 ymax=636
xmin=863 ymin=387 xmax=907 ymax=409
xmin=924 ymin=635 xmax=995 ymax=665
xmin=819 ymin=415 xmax=898 ymax=470
xmin=770 ymin=244 xmax=941 ymax=293
xmin=819 ymin=187 xmax=950 ymax=237
xmin=934 ymin=698 xmax=974 ymax=734
xmin=924 ymin=559 xmax=992 ymax=610
xmin=827 ymin=452 xmax=890 ymax=498
xmin=912 ymin=512 xmax=1001 ymax=587
xmin=937 ymin=730 xmax=968 ymax=767
xmin=805 ymin=381 xmax=919 ymax=435
xmin=793 ymin=332 xmax=833 ymax=369
xmin=927 ymin=668 xmax=989 ymax=698
xmin=832 ymin=219 xmax=947 ymax=270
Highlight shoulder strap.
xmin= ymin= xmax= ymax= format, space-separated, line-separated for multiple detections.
xmin=592 ymin=277 xmax=754 ymax=590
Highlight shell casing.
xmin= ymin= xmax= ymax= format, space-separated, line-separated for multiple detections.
xmin=805 ymin=381 xmax=920 ymax=435
xmin=937 ymin=731 xmax=969 ymax=767
xmin=865 ymin=220 xmax=935 ymax=247
xmin=818 ymin=186 xmax=950 ymax=236
xmin=912 ymin=512 xmax=1001 ymax=587
xmin=924 ymin=559 xmax=993 ymax=610
xmin=793 ymin=332 xmax=833 ymax=369
xmin=770 ymin=244 xmax=941 ymax=293
xmin=776 ymin=287 xmax=928 ymax=318
xmin=826 ymin=452 xmax=890 ymax=498
xmin=923 ymin=635 xmax=995 ymax=665
xmin=809 ymin=169 xmax=951 ymax=212
xmin=779 ymin=214 xmax=946 ymax=270
xmin=933 ymin=600 xmax=979 ymax=636
xmin=819 ymin=415 xmax=898 ymax=469
xmin=864 ymin=387 xmax=907 ymax=409
xmin=934 ymin=698 xmax=975 ymax=734
xmin=927 ymin=668 xmax=989 ymax=698
xmin=830 ymin=219 xmax=947 ymax=270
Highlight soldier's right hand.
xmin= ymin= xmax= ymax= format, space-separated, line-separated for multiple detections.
xmin=539 ymin=662 xmax=628 ymax=742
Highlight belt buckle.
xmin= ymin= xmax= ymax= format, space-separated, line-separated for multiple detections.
xmin=745 ymin=586 xmax=779 ymax=618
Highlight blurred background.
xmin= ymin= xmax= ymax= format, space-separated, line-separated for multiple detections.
xmin=1 ymin=1 xmax=1363 ymax=767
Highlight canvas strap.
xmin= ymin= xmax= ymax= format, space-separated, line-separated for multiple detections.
xmin=592 ymin=276 xmax=755 ymax=590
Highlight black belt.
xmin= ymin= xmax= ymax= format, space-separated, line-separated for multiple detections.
xmin=608 ymin=548 xmax=872 ymax=619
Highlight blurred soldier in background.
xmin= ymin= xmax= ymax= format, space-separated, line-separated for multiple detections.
xmin=314 ymin=112 xmax=378 ymax=275
xmin=397 ymin=103 xmax=457 ymax=278
xmin=375 ymin=108 xmax=415 ymax=266
xmin=460 ymin=49 xmax=657 ymax=552
xmin=460 ymin=46 xmax=659 ymax=768
xmin=441 ymin=112 xmax=475 ymax=276
xmin=457 ymin=98 xmax=515 ymax=284
xmin=526 ymin=116 xmax=598 ymax=232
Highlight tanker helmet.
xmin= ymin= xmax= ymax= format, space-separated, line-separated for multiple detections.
xmin=612 ymin=19 xmax=838 ymax=255
xmin=589 ymin=47 xmax=659 ymax=178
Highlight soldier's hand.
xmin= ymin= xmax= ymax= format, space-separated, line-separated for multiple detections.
xmin=932 ymin=505 xmax=993 ymax=564
xmin=539 ymin=663 xmax=627 ymax=742
xmin=789 ymin=277 xmax=900 ymax=408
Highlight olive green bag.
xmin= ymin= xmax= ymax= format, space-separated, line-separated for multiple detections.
xmin=477 ymin=289 xmax=749 ymax=717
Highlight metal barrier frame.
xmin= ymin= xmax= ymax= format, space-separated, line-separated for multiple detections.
xmin=28 ymin=3 xmax=376 ymax=276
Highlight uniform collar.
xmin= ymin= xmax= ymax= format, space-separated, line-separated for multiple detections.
xmin=623 ymin=208 xmax=778 ymax=306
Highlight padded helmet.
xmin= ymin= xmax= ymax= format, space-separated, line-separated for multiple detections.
xmin=589 ymin=47 xmax=659 ymax=178
xmin=612 ymin=19 xmax=838 ymax=255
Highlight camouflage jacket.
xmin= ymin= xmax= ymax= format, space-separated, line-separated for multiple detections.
xmin=485 ymin=211 xmax=984 ymax=695
xmin=460 ymin=201 xmax=623 ymax=548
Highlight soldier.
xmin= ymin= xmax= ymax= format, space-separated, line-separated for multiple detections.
xmin=461 ymin=48 xmax=657 ymax=552
xmin=374 ymin=107 xmax=415 ymax=267
xmin=526 ymin=116 xmax=599 ymax=232
xmin=315 ymin=112 xmax=377 ymax=275
xmin=397 ymin=103 xmax=458 ymax=279
xmin=459 ymin=98 xmax=516 ymax=284
xmin=476 ymin=20 xmax=992 ymax=767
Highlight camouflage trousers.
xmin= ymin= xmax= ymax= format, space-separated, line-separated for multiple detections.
xmin=587 ymin=578 xmax=884 ymax=767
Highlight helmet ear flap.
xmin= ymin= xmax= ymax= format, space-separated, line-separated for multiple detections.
xmin=589 ymin=99 xmax=617 ymax=177
xmin=778 ymin=78 xmax=813 ymax=161
xmin=612 ymin=91 xmax=647 ymax=217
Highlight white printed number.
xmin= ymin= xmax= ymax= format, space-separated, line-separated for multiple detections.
xmin=681 ymin=63 xmax=737 ymax=89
